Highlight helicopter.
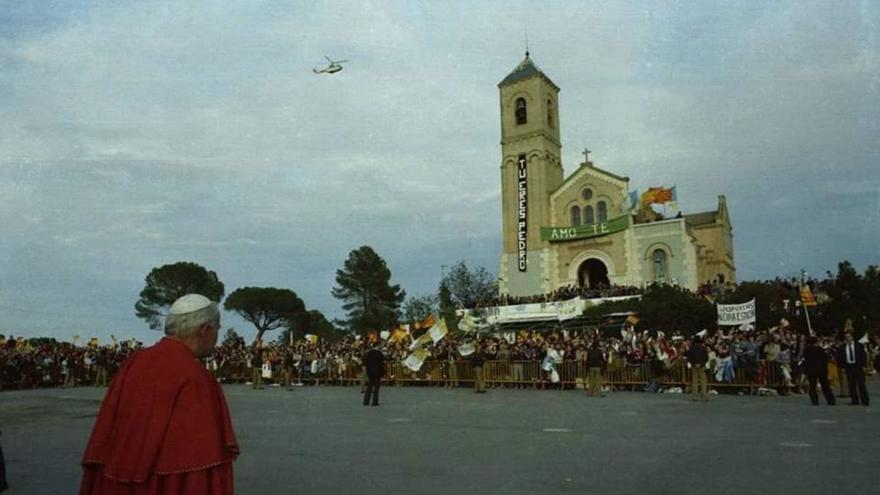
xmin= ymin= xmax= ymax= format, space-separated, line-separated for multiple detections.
xmin=313 ymin=56 xmax=349 ymax=74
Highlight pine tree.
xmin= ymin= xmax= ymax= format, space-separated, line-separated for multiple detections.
xmin=332 ymin=246 xmax=405 ymax=335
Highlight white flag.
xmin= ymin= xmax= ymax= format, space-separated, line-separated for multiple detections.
xmin=458 ymin=342 xmax=475 ymax=357
xmin=404 ymin=348 xmax=431 ymax=371
xmin=429 ymin=319 xmax=448 ymax=344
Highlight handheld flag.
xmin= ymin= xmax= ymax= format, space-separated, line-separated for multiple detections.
xmin=799 ymin=285 xmax=817 ymax=307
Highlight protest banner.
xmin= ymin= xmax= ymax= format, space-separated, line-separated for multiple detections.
xmin=716 ymin=299 xmax=756 ymax=326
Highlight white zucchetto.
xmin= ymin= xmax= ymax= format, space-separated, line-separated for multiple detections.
xmin=169 ymin=294 xmax=214 ymax=315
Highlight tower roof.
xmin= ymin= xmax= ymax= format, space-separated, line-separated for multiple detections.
xmin=498 ymin=53 xmax=559 ymax=90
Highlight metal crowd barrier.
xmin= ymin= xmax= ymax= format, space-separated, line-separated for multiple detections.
xmin=221 ymin=359 xmax=800 ymax=392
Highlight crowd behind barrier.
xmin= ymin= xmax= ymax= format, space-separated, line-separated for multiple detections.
xmin=463 ymin=284 xmax=644 ymax=309
xmin=6 ymin=326 xmax=875 ymax=396
xmin=0 ymin=336 xmax=140 ymax=391
xmin=460 ymin=276 xmax=829 ymax=311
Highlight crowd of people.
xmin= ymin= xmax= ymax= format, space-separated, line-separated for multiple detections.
xmin=204 ymin=323 xmax=880 ymax=399
xmin=0 ymin=335 xmax=142 ymax=390
xmin=463 ymin=284 xmax=643 ymax=309
xmin=4 ymin=324 xmax=878 ymax=397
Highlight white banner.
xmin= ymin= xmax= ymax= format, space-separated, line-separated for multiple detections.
xmin=717 ymin=299 xmax=756 ymax=326
xmin=556 ymin=297 xmax=585 ymax=321
xmin=455 ymin=295 xmax=639 ymax=324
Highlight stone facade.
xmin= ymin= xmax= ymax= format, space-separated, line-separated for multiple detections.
xmin=497 ymin=54 xmax=736 ymax=297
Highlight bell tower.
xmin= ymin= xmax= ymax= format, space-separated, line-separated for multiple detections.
xmin=498 ymin=53 xmax=564 ymax=297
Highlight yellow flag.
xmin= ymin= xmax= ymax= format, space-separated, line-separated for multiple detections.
xmin=416 ymin=314 xmax=436 ymax=331
xmin=800 ymin=286 xmax=817 ymax=307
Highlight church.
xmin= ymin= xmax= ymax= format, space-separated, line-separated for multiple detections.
xmin=497 ymin=53 xmax=736 ymax=298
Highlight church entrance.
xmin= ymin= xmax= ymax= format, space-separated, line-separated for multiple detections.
xmin=578 ymin=259 xmax=609 ymax=289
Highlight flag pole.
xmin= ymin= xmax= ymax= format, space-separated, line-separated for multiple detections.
xmin=804 ymin=304 xmax=814 ymax=336
xmin=800 ymin=269 xmax=814 ymax=336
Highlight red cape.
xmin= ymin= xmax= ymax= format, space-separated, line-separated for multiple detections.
xmin=80 ymin=338 xmax=238 ymax=494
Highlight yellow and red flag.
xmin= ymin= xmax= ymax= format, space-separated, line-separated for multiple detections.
xmin=414 ymin=313 xmax=436 ymax=331
xmin=390 ymin=325 xmax=410 ymax=344
xmin=799 ymin=285 xmax=817 ymax=307
xmin=640 ymin=186 xmax=676 ymax=207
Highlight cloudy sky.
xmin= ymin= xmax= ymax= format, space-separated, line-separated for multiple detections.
xmin=1 ymin=1 xmax=878 ymax=344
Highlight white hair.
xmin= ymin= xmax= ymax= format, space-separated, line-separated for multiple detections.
xmin=164 ymin=303 xmax=220 ymax=337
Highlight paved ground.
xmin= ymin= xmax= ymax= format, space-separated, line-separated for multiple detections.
xmin=1 ymin=380 xmax=878 ymax=495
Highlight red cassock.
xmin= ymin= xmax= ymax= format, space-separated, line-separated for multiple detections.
xmin=79 ymin=338 xmax=239 ymax=495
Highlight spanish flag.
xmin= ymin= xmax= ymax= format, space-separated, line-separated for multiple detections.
xmin=640 ymin=186 xmax=676 ymax=207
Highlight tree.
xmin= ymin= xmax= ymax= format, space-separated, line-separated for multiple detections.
xmin=438 ymin=283 xmax=460 ymax=334
xmin=222 ymin=328 xmax=242 ymax=346
xmin=818 ymin=261 xmax=879 ymax=334
xmin=440 ymin=260 xmax=497 ymax=308
xmin=281 ymin=310 xmax=343 ymax=344
xmin=581 ymin=285 xmax=714 ymax=335
xmin=332 ymin=246 xmax=406 ymax=335
xmin=636 ymin=285 xmax=715 ymax=335
xmin=402 ymin=294 xmax=438 ymax=324
xmin=135 ymin=261 xmax=224 ymax=330
xmin=223 ymin=287 xmax=306 ymax=343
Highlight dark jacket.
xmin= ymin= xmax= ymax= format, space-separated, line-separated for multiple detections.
xmin=364 ymin=348 xmax=385 ymax=379
xmin=686 ymin=343 xmax=708 ymax=366
xmin=251 ymin=348 xmax=263 ymax=367
xmin=802 ymin=344 xmax=829 ymax=376
xmin=586 ymin=347 xmax=605 ymax=368
xmin=471 ymin=352 xmax=484 ymax=368
xmin=837 ymin=342 xmax=867 ymax=368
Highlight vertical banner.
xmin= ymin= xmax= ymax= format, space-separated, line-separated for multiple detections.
xmin=517 ymin=154 xmax=528 ymax=272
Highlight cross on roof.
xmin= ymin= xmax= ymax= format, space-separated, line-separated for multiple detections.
xmin=582 ymin=148 xmax=591 ymax=163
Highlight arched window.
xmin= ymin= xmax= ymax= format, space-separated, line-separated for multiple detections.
xmin=653 ymin=249 xmax=668 ymax=284
xmin=583 ymin=205 xmax=595 ymax=224
xmin=515 ymin=98 xmax=527 ymax=125
xmin=547 ymin=99 xmax=554 ymax=128
xmin=597 ymin=201 xmax=608 ymax=222
xmin=570 ymin=205 xmax=581 ymax=227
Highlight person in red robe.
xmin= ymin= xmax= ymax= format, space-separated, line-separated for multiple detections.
xmin=79 ymin=294 xmax=239 ymax=495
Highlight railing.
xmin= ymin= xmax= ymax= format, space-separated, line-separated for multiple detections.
xmin=2 ymin=359 xmax=846 ymax=393
xmin=222 ymin=359 xmax=801 ymax=392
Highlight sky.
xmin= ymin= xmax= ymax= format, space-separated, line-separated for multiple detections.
xmin=1 ymin=0 xmax=878 ymax=344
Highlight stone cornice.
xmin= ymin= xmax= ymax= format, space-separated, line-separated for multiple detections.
xmin=551 ymin=163 xmax=628 ymax=202
xmin=500 ymin=130 xmax=562 ymax=148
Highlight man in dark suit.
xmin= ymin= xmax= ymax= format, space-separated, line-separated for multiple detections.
xmin=472 ymin=345 xmax=486 ymax=393
xmin=838 ymin=332 xmax=869 ymax=406
xmin=803 ymin=336 xmax=835 ymax=406
xmin=686 ymin=336 xmax=709 ymax=402
xmin=363 ymin=343 xmax=385 ymax=406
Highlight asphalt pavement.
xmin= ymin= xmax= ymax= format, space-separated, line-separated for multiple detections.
xmin=1 ymin=379 xmax=878 ymax=495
